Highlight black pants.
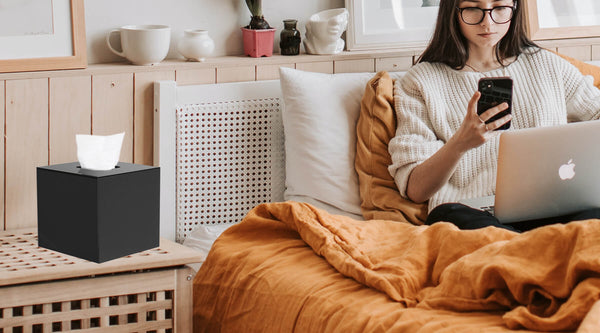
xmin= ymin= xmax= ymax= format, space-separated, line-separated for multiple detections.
xmin=426 ymin=203 xmax=600 ymax=233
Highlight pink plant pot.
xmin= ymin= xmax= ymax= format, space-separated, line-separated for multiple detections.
xmin=242 ymin=28 xmax=276 ymax=57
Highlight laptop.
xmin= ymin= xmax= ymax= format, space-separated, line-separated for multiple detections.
xmin=459 ymin=120 xmax=600 ymax=223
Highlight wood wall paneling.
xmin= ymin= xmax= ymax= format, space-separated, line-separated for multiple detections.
xmin=5 ymin=78 xmax=49 ymax=229
xmin=134 ymin=71 xmax=175 ymax=165
xmin=216 ymin=66 xmax=255 ymax=83
xmin=592 ymin=45 xmax=600 ymax=61
xmin=334 ymin=59 xmax=375 ymax=73
xmin=0 ymin=39 xmax=599 ymax=231
xmin=175 ymin=68 xmax=216 ymax=85
xmin=0 ymin=81 xmax=4 ymax=230
xmin=49 ymin=76 xmax=92 ymax=165
xmin=295 ymin=61 xmax=333 ymax=74
xmin=256 ymin=63 xmax=295 ymax=81
xmin=556 ymin=45 xmax=592 ymax=61
xmin=375 ymin=56 xmax=414 ymax=72
xmin=91 ymin=73 xmax=134 ymax=163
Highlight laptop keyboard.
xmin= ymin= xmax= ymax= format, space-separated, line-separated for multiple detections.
xmin=480 ymin=205 xmax=495 ymax=215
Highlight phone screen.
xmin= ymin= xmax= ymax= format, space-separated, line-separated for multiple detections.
xmin=477 ymin=77 xmax=513 ymax=131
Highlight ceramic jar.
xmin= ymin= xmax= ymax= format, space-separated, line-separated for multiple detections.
xmin=177 ymin=29 xmax=215 ymax=62
xmin=279 ymin=19 xmax=301 ymax=56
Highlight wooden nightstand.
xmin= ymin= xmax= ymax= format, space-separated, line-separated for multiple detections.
xmin=0 ymin=228 xmax=203 ymax=332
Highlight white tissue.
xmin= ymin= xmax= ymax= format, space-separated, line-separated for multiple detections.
xmin=76 ymin=133 xmax=125 ymax=171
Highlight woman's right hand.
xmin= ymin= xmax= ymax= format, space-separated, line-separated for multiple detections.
xmin=449 ymin=91 xmax=512 ymax=153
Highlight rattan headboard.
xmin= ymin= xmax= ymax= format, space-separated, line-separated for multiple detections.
xmin=154 ymin=80 xmax=285 ymax=242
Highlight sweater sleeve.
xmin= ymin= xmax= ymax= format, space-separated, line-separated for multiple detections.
xmin=388 ymin=75 xmax=444 ymax=199
xmin=557 ymin=55 xmax=600 ymax=122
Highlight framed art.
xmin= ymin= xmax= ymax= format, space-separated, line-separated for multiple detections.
xmin=525 ymin=0 xmax=600 ymax=40
xmin=345 ymin=0 xmax=438 ymax=51
xmin=0 ymin=0 xmax=86 ymax=73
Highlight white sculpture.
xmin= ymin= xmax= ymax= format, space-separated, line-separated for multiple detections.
xmin=304 ymin=8 xmax=349 ymax=55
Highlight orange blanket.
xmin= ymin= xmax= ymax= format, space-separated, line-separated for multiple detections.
xmin=194 ymin=201 xmax=600 ymax=332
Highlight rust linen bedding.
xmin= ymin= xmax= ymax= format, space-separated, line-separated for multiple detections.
xmin=193 ymin=201 xmax=600 ymax=332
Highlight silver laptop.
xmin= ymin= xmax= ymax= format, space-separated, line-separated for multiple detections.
xmin=459 ymin=120 xmax=600 ymax=223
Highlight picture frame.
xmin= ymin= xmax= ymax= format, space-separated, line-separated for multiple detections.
xmin=344 ymin=0 xmax=438 ymax=51
xmin=0 ymin=0 xmax=86 ymax=74
xmin=525 ymin=0 xmax=600 ymax=40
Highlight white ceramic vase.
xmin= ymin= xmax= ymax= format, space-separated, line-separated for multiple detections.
xmin=177 ymin=29 xmax=215 ymax=62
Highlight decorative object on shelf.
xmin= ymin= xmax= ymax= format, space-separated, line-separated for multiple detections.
xmin=0 ymin=0 xmax=86 ymax=74
xmin=345 ymin=0 xmax=437 ymax=51
xmin=106 ymin=24 xmax=171 ymax=65
xmin=279 ymin=19 xmax=301 ymax=55
xmin=304 ymin=8 xmax=348 ymax=55
xmin=241 ymin=0 xmax=276 ymax=57
xmin=178 ymin=29 xmax=215 ymax=62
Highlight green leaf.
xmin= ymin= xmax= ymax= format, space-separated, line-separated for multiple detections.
xmin=245 ymin=0 xmax=262 ymax=17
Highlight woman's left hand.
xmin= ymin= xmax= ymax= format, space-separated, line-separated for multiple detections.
xmin=450 ymin=91 xmax=512 ymax=153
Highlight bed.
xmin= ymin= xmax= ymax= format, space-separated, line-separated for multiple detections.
xmin=154 ymin=63 xmax=600 ymax=332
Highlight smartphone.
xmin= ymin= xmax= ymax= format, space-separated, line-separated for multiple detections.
xmin=477 ymin=77 xmax=513 ymax=131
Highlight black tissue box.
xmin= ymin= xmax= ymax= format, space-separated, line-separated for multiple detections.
xmin=37 ymin=162 xmax=160 ymax=263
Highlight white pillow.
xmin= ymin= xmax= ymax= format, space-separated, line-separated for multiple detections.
xmin=279 ymin=67 xmax=376 ymax=215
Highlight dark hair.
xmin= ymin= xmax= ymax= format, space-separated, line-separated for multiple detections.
xmin=417 ymin=0 xmax=538 ymax=69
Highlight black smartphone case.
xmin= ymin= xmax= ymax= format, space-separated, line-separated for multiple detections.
xmin=477 ymin=77 xmax=513 ymax=131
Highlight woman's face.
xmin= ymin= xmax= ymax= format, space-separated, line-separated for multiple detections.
xmin=457 ymin=0 xmax=515 ymax=51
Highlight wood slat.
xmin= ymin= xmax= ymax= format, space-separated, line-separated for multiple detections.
xmin=5 ymin=78 xmax=48 ymax=230
xmin=134 ymin=71 xmax=175 ymax=166
xmin=592 ymin=45 xmax=600 ymax=61
xmin=334 ymin=59 xmax=375 ymax=73
xmin=175 ymin=68 xmax=216 ymax=85
xmin=376 ymin=56 xmax=414 ymax=72
xmin=257 ymin=63 xmax=294 ymax=80
xmin=0 ymin=299 xmax=171 ymax=326
xmin=91 ymin=73 xmax=134 ymax=162
xmin=0 ymin=80 xmax=4 ymax=231
xmin=295 ymin=61 xmax=333 ymax=73
xmin=216 ymin=65 xmax=256 ymax=83
xmin=556 ymin=45 xmax=592 ymax=61
xmin=0 ymin=269 xmax=174 ymax=308
xmin=49 ymin=76 xmax=92 ymax=164
xmin=174 ymin=266 xmax=195 ymax=333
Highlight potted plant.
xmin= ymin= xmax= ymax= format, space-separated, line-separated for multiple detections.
xmin=241 ymin=0 xmax=276 ymax=57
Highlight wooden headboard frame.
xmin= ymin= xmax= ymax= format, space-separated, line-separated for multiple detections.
xmin=154 ymin=80 xmax=285 ymax=242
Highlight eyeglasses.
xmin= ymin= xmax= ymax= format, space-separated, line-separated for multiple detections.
xmin=456 ymin=6 xmax=515 ymax=25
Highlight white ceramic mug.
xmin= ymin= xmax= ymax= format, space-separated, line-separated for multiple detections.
xmin=106 ymin=25 xmax=171 ymax=65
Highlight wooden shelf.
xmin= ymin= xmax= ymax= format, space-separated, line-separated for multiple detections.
xmin=0 ymin=49 xmax=426 ymax=80
xmin=1 ymin=36 xmax=600 ymax=80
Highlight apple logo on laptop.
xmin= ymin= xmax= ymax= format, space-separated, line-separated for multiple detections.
xmin=559 ymin=159 xmax=576 ymax=180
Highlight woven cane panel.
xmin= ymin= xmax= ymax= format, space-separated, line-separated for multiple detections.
xmin=0 ymin=290 xmax=174 ymax=332
xmin=176 ymin=97 xmax=285 ymax=242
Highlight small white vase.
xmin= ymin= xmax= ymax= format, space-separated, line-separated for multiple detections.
xmin=177 ymin=29 xmax=215 ymax=62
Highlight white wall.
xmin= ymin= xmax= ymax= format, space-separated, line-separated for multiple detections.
xmin=85 ymin=0 xmax=344 ymax=64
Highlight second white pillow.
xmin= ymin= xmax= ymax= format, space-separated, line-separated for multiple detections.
xmin=279 ymin=67 xmax=375 ymax=215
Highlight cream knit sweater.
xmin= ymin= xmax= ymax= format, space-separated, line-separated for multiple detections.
xmin=389 ymin=49 xmax=600 ymax=212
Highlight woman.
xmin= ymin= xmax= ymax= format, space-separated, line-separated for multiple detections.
xmin=388 ymin=0 xmax=600 ymax=231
